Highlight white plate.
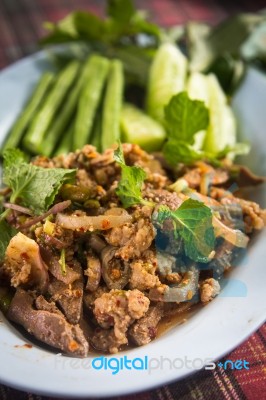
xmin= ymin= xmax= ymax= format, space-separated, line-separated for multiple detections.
xmin=0 ymin=53 xmax=265 ymax=398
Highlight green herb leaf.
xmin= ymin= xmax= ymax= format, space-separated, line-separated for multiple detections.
xmin=156 ymin=198 xmax=215 ymax=263
xmin=163 ymin=140 xmax=203 ymax=165
xmin=0 ymin=220 xmax=17 ymax=262
xmin=114 ymin=143 xmax=149 ymax=208
xmin=163 ymin=139 xmax=250 ymax=166
xmin=3 ymin=148 xmax=76 ymax=214
xmin=107 ymin=0 xmax=135 ymax=26
xmin=164 ymin=92 xmax=209 ymax=144
xmin=162 ymin=92 xmax=210 ymax=165
xmin=41 ymin=12 xmax=108 ymax=45
xmin=113 ymin=142 xmax=126 ymax=164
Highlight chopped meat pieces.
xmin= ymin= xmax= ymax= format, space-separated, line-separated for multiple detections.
xmin=129 ymin=259 xmax=161 ymax=290
xmin=1 ymin=142 xmax=265 ymax=357
xmin=200 ymin=278 xmax=220 ymax=303
xmin=129 ymin=303 xmax=164 ymax=346
xmin=48 ymin=261 xmax=83 ymax=324
xmin=84 ymin=253 xmax=101 ymax=292
xmin=93 ymin=289 xmax=149 ymax=353
xmin=8 ymin=289 xmax=89 ymax=357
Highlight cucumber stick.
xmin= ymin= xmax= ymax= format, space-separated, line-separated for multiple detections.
xmin=101 ymin=60 xmax=124 ymax=151
xmin=23 ymin=61 xmax=80 ymax=154
xmin=2 ymin=72 xmax=54 ymax=152
xmin=41 ymin=57 xmax=94 ymax=157
xmin=146 ymin=43 xmax=188 ymax=124
xmin=186 ymin=72 xmax=209 ymax=150
xmin=203 ymin=74 xmax=236 ymax=154
xmin=74 ymin=55 xmax=109 ymax=150
xmin=121 ymin=103 xmax=166 ymax=152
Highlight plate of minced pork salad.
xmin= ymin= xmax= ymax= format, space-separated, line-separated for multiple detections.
xmin=0 ymin=1 xmax=265 ymax=397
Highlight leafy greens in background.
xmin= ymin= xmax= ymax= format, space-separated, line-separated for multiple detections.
xmin=41 ymin=0 xmax=163 ymax=86
xmin=41 ymin=1 xmax=266 ymax=95
xmin=2 ymin=148 xmax=76 ymax=215
xmin=187 ymin=12 xmax=266 ymax=94
xmin=42 ymin=0 xmax=162 ymax=46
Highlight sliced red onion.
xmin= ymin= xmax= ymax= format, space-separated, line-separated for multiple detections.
xmin=19 ymin=200 xmax=71 ymax=229
xmin=3 ymin=203 xmax=33 ymax=216
xmin=212 ymin=216 xmax=249 ymax=248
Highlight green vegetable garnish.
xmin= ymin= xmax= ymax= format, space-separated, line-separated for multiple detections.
xmin=114 ymin=143 xmax=152 ymax=208
xmin=163 ymin=92 xmax=210 ymax=165
xmin=2 ymin=148 xmax=76 ymax=215
xmin=155 ymin=199 xmax=215 ymax=263
xmin=41 ymin=0 xmax=162 ymax=47
xmin=165 ymin=91 xmax=209 ymax=143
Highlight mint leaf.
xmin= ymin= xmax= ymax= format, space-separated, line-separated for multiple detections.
xmin=165 ymin=92 xmax=209 ymax=144
xmin=155 ymin=199 xmax=215 ymax=263
xmin=3 ymin=148 xmax=76 ymax=215
xmin=0 ymin=220 xmax=17 ymax=262
xmin=163 ymin=139 xmax=250 ymax=166
xmin=163 ymin=140 xmax=203 ymax=165
xmin=114 ymin=143 xmax=149 ymax=208
xmin=114 ymin=143 xmax=126 ymax=164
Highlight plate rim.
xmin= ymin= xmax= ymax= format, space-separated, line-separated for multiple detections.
xmin=0 ymin=51 xmax=265 ymax=398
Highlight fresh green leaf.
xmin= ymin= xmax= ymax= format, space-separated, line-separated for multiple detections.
xmin=163 ymin=140 xmax=203 ymax=165
xmin=116 ymin=164 xmax=147 ymax=208
xmin=164 ymin=92 xmax=209 ymax=144
xmin=155 ymin=199 xmax=215 ymax=263
xmin=41 ymin=11 xmax=108 ymax=45
xmin=3 ymin=148 xmax=76 ymax=214
xmin=113 ymin=142 xmax=126 ymax=164
xmin=163 ymin=139 xmax=250 ymax=166
xmin=162 ymin=92 xmax=209 ymax=165
xmin=107 ymin=0 xmax=135 ymax=25
xmin=3 ymin=147 xmax=27 ymax=167
xmin=0 ymin=220 xmax=17 ymax=262
xmin=114 ymin=143 xmax=150 ymax=208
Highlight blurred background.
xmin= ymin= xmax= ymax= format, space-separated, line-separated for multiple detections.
xmin=0 ymin=0 xmax=266 ymax=69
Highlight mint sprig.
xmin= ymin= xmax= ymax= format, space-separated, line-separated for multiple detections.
xmin=114 ymin=143 xmax=152 ymax=208
xmin=154 ymin=198 xmax=215 ymax=263
xmin=2 ymin=148 xmax=76 ymax=215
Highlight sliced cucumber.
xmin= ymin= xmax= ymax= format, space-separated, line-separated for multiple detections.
xmin=186 ymin=72 xmax=209 ymax=150
xmin=121 ymin=103 xmax=166 ymax=152
xmin=146 ymin=43 xmax=188 ymax=124
xmin=203 ymin=74 xmax=236 ymax=153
